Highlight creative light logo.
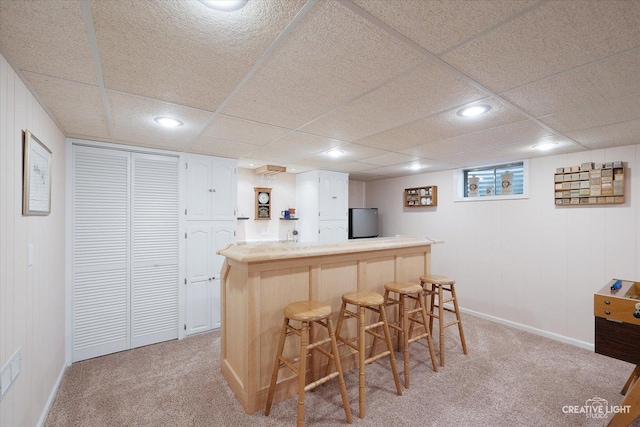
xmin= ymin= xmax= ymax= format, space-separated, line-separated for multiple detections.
xmin=562 ymin=397 xmax=631 ymax=419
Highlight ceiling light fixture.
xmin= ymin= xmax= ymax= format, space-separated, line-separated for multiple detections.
xmin=154 ymin=117 xmax=183 ymax=128
xmin=198 ymin=0 xmax=248 ymax=11
xmin=327 ymin=149 xmax=344 ymax=158
xmin=532 ymin=141 xmax=558 ymax=151
xmin=408 ymin=164 xmax=422 ymax=171
xmin=457 ymin=104 xmax=491 ymax=117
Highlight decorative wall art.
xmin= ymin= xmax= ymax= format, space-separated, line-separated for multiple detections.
xmin=22 ymin=130 xmax=52 ymax=216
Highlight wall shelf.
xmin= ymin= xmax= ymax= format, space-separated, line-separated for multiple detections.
xmin=279 ymin=218 xmax=299 ymax=220
xmin=404 ymin=186 xmax=437 ymax=207
xmin=238 ymin=217 xmax=250 ymax=220
xmin=554 ymin=161 xmax=624 ymax=206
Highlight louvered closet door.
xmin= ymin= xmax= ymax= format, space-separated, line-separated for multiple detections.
xmin=72 ymin=145 xmax=130 ymax=362
xmin=131 ymin=153 xmax=179 ymax=348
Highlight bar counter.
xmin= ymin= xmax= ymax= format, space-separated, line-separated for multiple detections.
xmin=217 ymin=236 xmax=441 ymax=414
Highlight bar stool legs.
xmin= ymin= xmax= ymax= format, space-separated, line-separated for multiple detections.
xmin=328 ymin=291 xmax=402 ymax=418
xmin=374 ymin=281 xmax=438 ymax=389
xmin=420 ymin=275 xmax=467 ymax=367
xmin=265 ymin=301 xmax=352 ymax=427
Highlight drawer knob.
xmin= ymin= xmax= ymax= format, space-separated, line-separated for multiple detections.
xmin=634 ymin=310 xmax=640 ymax=319
xmin=604 ymin=300 xmax=611 ymax=305
xmin=605 ymin=310 xmax=611 ymax=315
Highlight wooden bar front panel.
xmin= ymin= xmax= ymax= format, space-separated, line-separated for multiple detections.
xmin=218 ymin=237 xmax=437 ymax=414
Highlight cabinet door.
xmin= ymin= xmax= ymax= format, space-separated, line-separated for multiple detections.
xmin=211 ymin=160 xmax=236 ymax=220
xmin=186 ymin=226 xmax=212 ymax=335
xmin=318 ymin=222 xmax=335 ymax=243
xmin=318 ymin=174 xmax=335 ymax=220
xmin=332 ymin=175 xmax=349 ymax=220
xmin=211 ymin=278 xmax=221 ymax=329
xmin=333 ymin=221 xmax=348 ymax=242
xmin=211 ymin=222 xmax=236 ymax=277
xmin=186 ymin=157 xmax=212 ymax=221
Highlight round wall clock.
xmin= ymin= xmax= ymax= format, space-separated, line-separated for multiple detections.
xmin=258 ymin=192 xmax=269 ymax=204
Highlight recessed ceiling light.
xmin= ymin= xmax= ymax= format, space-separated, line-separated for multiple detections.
xmin=457 ymin=104 xmax=491 ymax=117
xmin=154 ymin=117 xmax=183 ymax=128
xmin=408 ymin=164 xmax=422 ymax=171
xmin=532 ymin=141 xmax=558 ymax=151
xmin=198 ymin=0 xmax=248 ymax=11
xmin=327 ymin=149 xmax=344 ymax=158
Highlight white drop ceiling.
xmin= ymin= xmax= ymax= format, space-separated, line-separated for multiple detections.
xmin=1 ymin=0 xmax=639 ymax=181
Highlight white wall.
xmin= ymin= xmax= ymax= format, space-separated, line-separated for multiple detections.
xmin=367 ymin=145 xmax=640 ymax=347
xmin=0 ymin=54 xmax=66 ymax=426
xmin=236 ymin=168 xmax=298 ymax=242
xmin=348 ymin=180 xmax=365 ymax=208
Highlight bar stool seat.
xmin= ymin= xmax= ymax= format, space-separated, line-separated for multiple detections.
xmin=265 ymin=300 xmax=353 ymax=427
xmin=420 ymin=274 xmax=467 ymax=367
xmin=329 ymin=290 xmax=402 ymax=418
xmin=375 ymin=281 xmax=438 ymax=389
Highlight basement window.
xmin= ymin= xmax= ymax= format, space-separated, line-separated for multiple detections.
xmin=454 ymin=160 xmax=528 ymax=201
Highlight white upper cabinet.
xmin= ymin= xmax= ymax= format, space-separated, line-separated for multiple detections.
xmin=296 ymin=170 xmax=349 ymax=243
xmin=185 ymin=154 xmax=237 ymax=221
xmin=319 ymin=172 xmax=348 ymax=220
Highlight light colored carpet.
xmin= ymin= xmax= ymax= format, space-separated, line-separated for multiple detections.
xmin=45 ymin=314 xmax=640 ymax=426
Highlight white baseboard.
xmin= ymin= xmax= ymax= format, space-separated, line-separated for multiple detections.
xmin=37 ymin=363 xmax=66 ymax=427
xmin=460 ymin=307 xmax=594 ymax=351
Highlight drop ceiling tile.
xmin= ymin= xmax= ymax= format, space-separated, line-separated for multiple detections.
xmin=358 ymin=152 xmax=420 ymax=167
xmin=0 ymin=0 xmax=96 ymax=84
xmin=92 ymin=0 xmax=305 ymax=111
xmin=503 ymin=49 xmax=640 ymax=118
xmin=540 ymin=92 xmax=640 ymax=133
xmin=107 ymin=92 xmax=212 ymax=150
xmin=359 ymin=159 xmax=456 ymax=178
xmin=202 ymin=115 xmax=291 ymax=146
xmin=24 ymin=72 xmax=110 ymax=140
xmin=190 ymin=136 xmax=259 ymax=158
xmin=435 ymin=136 xmax=585 ymax=167
xmin=356 ymin=98 xmax=526 ymax=151
xmin=350 ymin=0 xmax=538 ymax=54
xmin=567 ymin=119 xmax=640 ymax=150
xmin=442 ymin=1 xmax=640 ymax=92
xmin=320 ymin=161 xmax=384 ymax=173
xmin=299 ymin=61 xmax=487 ymax=141
xmin=347 ymin=172 xmax=386 ymax=182
xmin=221 ymin=0 xmax=426 ymax=129
xmin=400 ymin=119 xmax=554 ymax=159
xmin=244 ymin=132 xmax=344 ymax=163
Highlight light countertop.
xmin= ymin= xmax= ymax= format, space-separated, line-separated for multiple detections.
xmin=218 ymin=235 xmax=441 ymax=263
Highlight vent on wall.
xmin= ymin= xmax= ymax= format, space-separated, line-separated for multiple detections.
xmin=255 ymin=165 xmax=286 ymax=187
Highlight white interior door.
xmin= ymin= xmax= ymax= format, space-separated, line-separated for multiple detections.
xmin=72 ymin=145 xmax=130 ymax=362
xmin=131 ymin=153 xmax=179 ymax=348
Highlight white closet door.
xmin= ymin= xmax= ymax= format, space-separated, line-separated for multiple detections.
xmin=72 ymin=145 xmax=130 ymax=362
xmin=131 ymin=153 xmax=179 ymax=348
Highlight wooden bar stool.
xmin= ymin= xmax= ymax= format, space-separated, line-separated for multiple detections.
xmin=375 ymin=281 xmax=438 ymax=388
xmin=327 ymin=290 xmax=402 ymax=419
xmin=265 ymin=301 xmax=353 ymax=427
xmin=420 ymin=274 xmax=467 ymax=367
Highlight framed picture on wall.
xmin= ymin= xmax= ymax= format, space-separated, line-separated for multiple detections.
xmin=22 ymin=129 xmax=52 ymax=216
